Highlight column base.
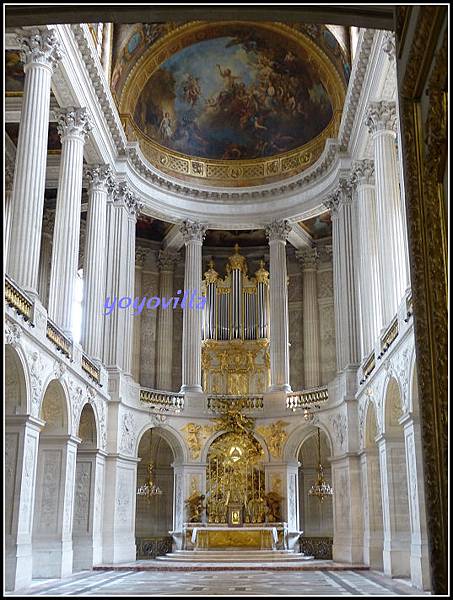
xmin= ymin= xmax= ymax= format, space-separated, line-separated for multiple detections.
xmin=180 ymin=384 xmax=203 ymax=394
xmin=5 ymin=541 xmax=33 ymax=591
xmin=268 ymin=384 xmax=292 ymax=393
xmin=32 ymin=539 xmax=73 ymax=578
xmin=383 ymin=546 xmax=411 ymax=578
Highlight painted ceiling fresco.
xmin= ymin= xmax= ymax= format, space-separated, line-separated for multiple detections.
xmin=133 ymin=28 xmax=333 ymax=160
xmin=300 ymin=210 xmax=332 ymax=239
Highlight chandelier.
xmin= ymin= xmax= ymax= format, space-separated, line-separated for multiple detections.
xmin=308 ymin=428 xmax=333 ymax=502
xmin=136 ymin=427 xmax=163 ymax=500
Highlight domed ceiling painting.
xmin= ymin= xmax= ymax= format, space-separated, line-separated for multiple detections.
xmin=117 ymin=22 xmax=347 ymax=186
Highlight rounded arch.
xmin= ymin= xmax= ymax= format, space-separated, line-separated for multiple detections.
xmin=135 ymin=423 xmax=187 ymax=464
xmin=382 ymin=375 xmax=404 ymax=435
xmin=283 ymin=420 xmax=334 ymax=462
xmin=200 ymin=429 xmax=270 ymax=464
xmin=77 ymin=403 xmax=98 ymax=448
xmin=40 ymin=379 xmax=71 ymax=435
xmin=74 ymin=400 xmax=103 ymax=448
xmin=364 ymin=401 xmax=379 ymax=448
xmin=5 ymin=344 xmax=29 ymax=415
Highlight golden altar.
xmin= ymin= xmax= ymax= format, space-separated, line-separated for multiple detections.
xmin=183 ymin=523 xmax=288 ymax=551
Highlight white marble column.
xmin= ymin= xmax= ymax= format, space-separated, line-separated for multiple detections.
xmin=48 ymin=107 xmax=93 ymax=334
xmin=265 ymin=220 xmax=292 ymax=392
xmin=103 ymin=182 xmax=143 ymax=373
xmin=132 ymin=248 xmax=148 ymax=383
xmin=360 ymin=448 xmax=384 ymax=569
xmin=324 ymin=180 xmax=360 ymax=371
xmin=4 ymin=163 xmax=14 ymax=267
xmin=352 ymin=160 xmax=382 ymax=357
xmin=81 ymin=165 xmax=112 ymax=360
xmin=156 ymin=249 xmax=180 ymax=391
xmin=5 ymin=416 xmax=42 ymax=591
xmin=32 ymin=436 xmax=79 ymax=578
xmin=401 ymin=415 xmax=431 ymax=589
xmin=377 ymin=435 xmax=411 ymax=577
xmin=297 ymin=247 xmax=321 ymax=388
xmin=37 ymin=209 xmax=54 ymax=309
xmin=100 ymin=23 xmax=113 ymax=82
xmin=365 ymin=101 xmax=408 ymax=326
xmin=7 ymin=29 xmax=62 ymax=295
xmin=179 ymin=220 xmax=207 ymax=394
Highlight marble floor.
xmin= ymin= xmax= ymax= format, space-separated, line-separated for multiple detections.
xmin=8 ymin=569 xmax=429 ymax=596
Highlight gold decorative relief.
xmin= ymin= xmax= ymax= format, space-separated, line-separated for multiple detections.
xmin=256 ymin=421 xmax=289 ymax=458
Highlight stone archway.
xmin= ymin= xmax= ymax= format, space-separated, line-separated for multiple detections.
xmin=135 ymin=429 xmax=175 ymax=558
xmin=378 ymin=376 xmax=411 ymax=578
xmin=32 ymin=379 xmax=77 ymax=578
xmin=72 ymin=403 xmax=105 ymax=571
xmin=298 ymin=429 xmax=333 ymax=537
xmin=5 ymin=345 xmax=39 ymax=591
xmin=361 ymin=401 xmax=384 ymax=568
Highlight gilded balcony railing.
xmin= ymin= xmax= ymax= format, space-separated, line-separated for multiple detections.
xmin=207 ymin=395 xmax=264 ymax=412
xmin=81 ymin=353 xmax=101 ymax=384
xmin=360 ymin=351 xmax=376 ymax=384
xmin=46 ymin=319 xmax=72 ymax=358
xmin=379 ymin=316 xmax=399 ymax=357
xmin=286 ymin=386 xmax=329 ymax=412
xmin=5 ymin=276 xmax=33 ymax=321
xmin=140 ymin=388 xmax=185 ymax=412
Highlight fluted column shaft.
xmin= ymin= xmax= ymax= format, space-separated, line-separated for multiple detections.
xmin=103 ymin=183 xmax=142 ymax=373
xmin=325 ymin=181 xmax=361 ymax=371
xmin=265 ymin=220 xmax=291 ymax=392
xmin=180 ymin=221 xmax=207 ymax=393
xmin=297 ymin=247 xmax=321 ymax=387
xmin=5 ymin=164 xmax=14 ymax=267
xmin=7 ymin=29 xmax=62 ymax=293
xmin=352 ymin=160 xmax=383 ymax=357
xmin=156 ymin=250 xmax=179 ymax=391
xmin=48 ymin=108 xmax=93 ymax=333
xmin=366 ymin=101 xmax=408 ymax=326
xmin=81 ymin=165 xmax=112 ymax=359
xmin=38 ymin=232 xmax=52 ymax=308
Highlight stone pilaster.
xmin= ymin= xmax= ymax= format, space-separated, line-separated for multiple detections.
xmin=132 ymin=247 xmax=148 ymax=383
xmin=352 ymin=160 xmax=382 ymax=357
xmin=7 ymin=29 xmax=62 ymax=295
xmin=365 ymin=101 xmax=408 ymax=326
xmin=4 ymin=162 xmax=14 ymax=267
xmin=156 ymin=249 xmax=180 ymax=391
xmin=103 ymin=182 xmax=143 ymax=373
xmin=297 ymin=247 xmax=321 ymax=388
xmin=81 ymin=165 xmax=113 ymax=360
xmin=360 ymin=448 xmax=384 ymax=569
xmin=265 ymin=220 xmax=292 ymax=392
xmin=179 ymin=220 xmax=207 ymax=394
xmin=48 ymin=107 xmax=93 ymax=334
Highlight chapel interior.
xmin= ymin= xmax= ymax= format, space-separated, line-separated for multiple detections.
xmin=4 ymin=5 xmax=448 ymax=597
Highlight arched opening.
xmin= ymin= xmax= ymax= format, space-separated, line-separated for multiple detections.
xmin=32 ymin=380 xmax=76 ymax=578
xmin=379 ymin=376 xmax=411 ymax=578
xmin=361 ymin=401 xmax=384 ymax=568
xmin=135 ymin=428 xmax=175 ymax=558
xmin=5 ymin=345 xmax=35 ymax=591
xmin=297 ymin=428 xmax=333 ymax=557
xmin=72 ymin=403 xmax=103 ymax=571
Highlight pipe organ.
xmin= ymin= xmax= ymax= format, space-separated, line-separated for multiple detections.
xmin=201 ymin=245 xmax=270 ymax=395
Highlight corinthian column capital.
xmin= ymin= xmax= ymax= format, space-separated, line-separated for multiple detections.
xmin=17 ymin=27 xmax=63 ymax=71
xmin=352 ymin=159 xmax=375 ymax=187
xmin=265 ymin=219 xmax=291 ymax=243
xmin=55 ymin=107 xmax=93 ymax=142
xmin=179 ymin=219 xmax=208 ymax=243
xmin=157 ymin=249 xmax=180 ymax=272
xmin=296 ymin=247 xmax=319 ymax=270
xmin=84 ymin=164 xmax=113 ymax=192
xmin=112 ymin=181 xmax=143 ymax=219
xmin=365 ymin=100 xmax=397 ymax=134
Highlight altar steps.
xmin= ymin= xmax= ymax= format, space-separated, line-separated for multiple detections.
xmin=156 ymin=550 xmax=314 ymax=563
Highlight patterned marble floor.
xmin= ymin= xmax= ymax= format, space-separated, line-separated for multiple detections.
xmin=8 ymin=569 xmax=429 ymax=596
